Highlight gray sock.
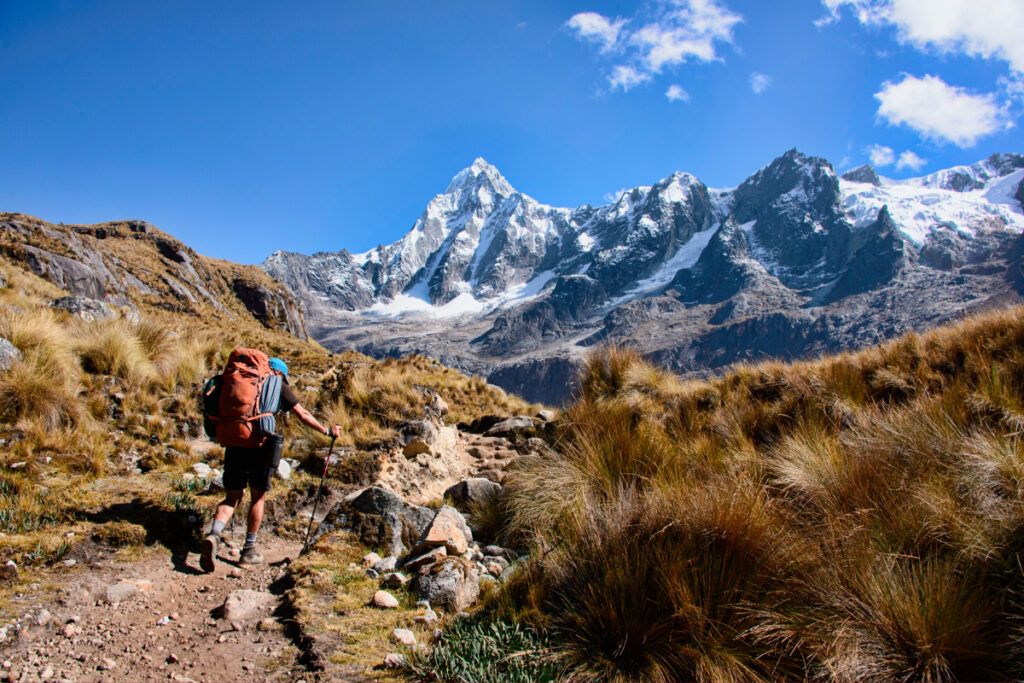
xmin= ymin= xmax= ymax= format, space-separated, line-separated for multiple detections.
xmin=244 ymin=532 xmax=257 ymax=549
xmin=210 ymin=520 xmax=226 ymax=536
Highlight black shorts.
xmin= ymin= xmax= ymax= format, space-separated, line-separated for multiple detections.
xmin=222 ymin=445 xmax=274 ymax=492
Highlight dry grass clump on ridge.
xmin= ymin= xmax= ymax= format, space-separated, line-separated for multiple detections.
xmin=312 ymin=352 xmax=539 ymax=449
xmin=493 ymin=306 xmax=1024 ymax=682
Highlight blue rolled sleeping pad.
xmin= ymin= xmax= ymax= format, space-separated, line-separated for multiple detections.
xmin=256 ymin=373 xmax=283 ymax=438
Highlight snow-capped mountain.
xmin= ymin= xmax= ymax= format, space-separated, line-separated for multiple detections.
xmin=263 ymin=151 xmax=1024 ymax=403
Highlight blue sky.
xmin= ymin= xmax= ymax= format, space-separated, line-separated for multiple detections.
xmin=1 ymin=0 xmax=1022 ymax=264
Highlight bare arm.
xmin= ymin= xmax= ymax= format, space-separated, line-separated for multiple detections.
xmin=292 ymin=403 xmax=342 ymax=438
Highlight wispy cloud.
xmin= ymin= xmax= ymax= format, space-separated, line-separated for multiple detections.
xmin=749 ymin=72 xmax=771 ymax=93
xmin=867 ymin=144 xmax=895 ymax=166
xmin=666 ymin=84 xmax=690 ymax=102
xmin=603 ymin=187 xmax=631 ymax=203
xmin=896 ymin=150 xmax=926 ymax=170
xmin=566 ymin=0 xmax=742 ymax=93
xmin=565 ymin=12 xmax=625 ymax=53
xmin=819 ymin=0 xmax=1024 ymax=74
xmin=875 ymin=73 xmax=1012 ymax=147
xmin=609 ymin=65 xmax=652 ymax=92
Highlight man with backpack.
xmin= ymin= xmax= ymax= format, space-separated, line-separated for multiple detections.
xmin=200 ymin=351 xmax=341 ymax=572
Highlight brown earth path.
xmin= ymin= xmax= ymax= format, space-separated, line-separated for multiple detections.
xmin=0 ymin=532 xmax=318 ymax=683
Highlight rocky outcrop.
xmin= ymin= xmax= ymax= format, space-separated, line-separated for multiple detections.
xmin=731 ymin=149 xmax=851 ymax=290
xmin=49 ymin=296 xmax=118 ymax=322
xmin=311 ymin=486 xmax=435 ymax=557
xmin=828 ymin=206 xmax=909 ymax=301
xmin=841 ymin=164 xmax=881 ymax=186
xmin=1 ymin=213 xmax=307 ymax=338
xmin=231 ymin=278 xmax=307 ymax=339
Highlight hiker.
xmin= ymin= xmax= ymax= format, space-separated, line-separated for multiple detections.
xmin=201 ymin=356 xmax=342 ymax=571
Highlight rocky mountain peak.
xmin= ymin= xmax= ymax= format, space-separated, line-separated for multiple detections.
xmin=445 ymin=157 xmax=515 ymax=198
xmin=841 ymin=164 xmax=881 ymax=186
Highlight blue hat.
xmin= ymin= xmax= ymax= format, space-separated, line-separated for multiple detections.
xmin=269 ymin=357 xmax=288 ymax=376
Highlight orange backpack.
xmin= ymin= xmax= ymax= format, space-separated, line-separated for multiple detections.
xmin=215 ymin=348 xmax=274 ymax=448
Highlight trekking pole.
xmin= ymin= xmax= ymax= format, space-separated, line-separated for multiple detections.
xmin=302 ymin=436 xmax=336 ymax=554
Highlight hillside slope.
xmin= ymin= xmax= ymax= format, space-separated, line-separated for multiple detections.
xmin=479 ymin=305 xmax=1024 ymax=682
xmin=1 ymin=212 xmax=307 ymax=338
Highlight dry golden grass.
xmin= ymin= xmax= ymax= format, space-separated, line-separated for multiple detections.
xmin=495 ymin=306 xmax=1024 ymax=681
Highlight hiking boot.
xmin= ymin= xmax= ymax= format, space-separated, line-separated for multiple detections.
xmin=239 ymin=547 xmax=264 ymax=565
xmin=200 ymin=534 xmax=219 ymax=573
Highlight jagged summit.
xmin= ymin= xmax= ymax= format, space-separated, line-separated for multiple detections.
xmin=445 ymin=157 xmax=515 ymax=197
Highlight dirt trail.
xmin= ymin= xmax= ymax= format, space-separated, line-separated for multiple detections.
xmin=0 ymin=532 xmax=314 ymax=683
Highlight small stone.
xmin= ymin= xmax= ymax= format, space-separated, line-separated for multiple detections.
xmin=256 ymin=618 xmax=278 ymax=632
xmin=374 ymin=556 xmax=398 ymax=574
xmin=391 ymin=628 xmax=417 ymax=648
xmin=156 ymin=616 xmax=170 ymax=626
xmin=166 ymin=653 xmax=179 ymax=664
xmin=372 ymin=591 xmax=400 ymax=609
xmin=382 ymin=652 xmax=406 ymax=669
xmin=381 ymin=572 xmax=409 ymax=589
xmin=403 ymin=546 xmax=447 ymax=571
xmin=170 ymin=612 xmax=179 ymax=621
xmin=99 ymin=657 xmax=116 ymax=671
xmin=191 ymin=462 xmax=212 ymax=478
xmin=216 ymin=634 xmax=227 ymax=644
xmin=228 ymin=568 xmax=242 ymax=579
xmin=62 ymin=559 xmax=76 ymax=567
xmin=104 ymin=582 xmax=139 ymax=604
xmin=362 ymin=552 xmax=382 ymax=569
xmin=35 ymin=610 xmax=51 ymax=627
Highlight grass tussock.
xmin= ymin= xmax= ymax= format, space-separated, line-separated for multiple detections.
xmin=313 ymin=353 xmax=539 ymax=449
xmin=493 ymin=307 xmax=1024 ymax=681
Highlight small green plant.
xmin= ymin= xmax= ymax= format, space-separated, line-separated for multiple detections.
xmin=408 ymin=614 xmax=560 ymax=683
xmin=171 ymin=477 xmax=210 ymax=494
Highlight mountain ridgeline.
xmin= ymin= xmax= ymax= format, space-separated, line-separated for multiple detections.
xmin=265 ymin=150 xmax=1024 ymax=404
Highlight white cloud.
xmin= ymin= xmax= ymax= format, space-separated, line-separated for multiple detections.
xmin=565 ymin=12 xmax=626 ymax=52
xmin=666 ymin=84 xmax=690 ymax=102
xmin=820 ymin=0 xmax=1024 ymax=74
xmin=608 ymin=65 xmax=651 ymax=92
xmin=566 ymin=1 xmax=743 ymax=93
xmin=749 ymin=72 xmax=771 ymax=93
xmin=896 ymin=150 xmax=926 ymax=170
xmin=867 ymin=144 xmax=895 ymax=166
xmin=875 ymin=73 xmax=1011 ymax=146
xmin=604 ymin=188 xmax=631 ymax=203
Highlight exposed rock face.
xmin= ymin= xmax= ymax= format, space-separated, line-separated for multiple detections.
xmin=828 ymin=206 xmax=909 ymax=300
xmin=0 ymin=338 xmax=20 ymax=371
xmin=841 ymin=164 xmax=881 ymax=186
xmin=49 ymin=296 xmax=118 ymax=322
xmin=1 ymin=214 xmax=307 ymax=338
xmin=230 ymin=278 xmax=307 ymax=339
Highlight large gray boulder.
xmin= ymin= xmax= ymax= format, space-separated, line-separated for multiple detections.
xmin=310 ymin=486 xmax=434 ymax=556
xmin=444 ymin=478 xmax=501 ymax=511
xmin=49 ymin=296 xmax=117 ymax=322
xmin=0 ymin=338 xmax=21 ymax=372
xmin=485 ymin=416 xmax=536 ymax=437
xmin=410 ymin=558 xmax=480 ymax=612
